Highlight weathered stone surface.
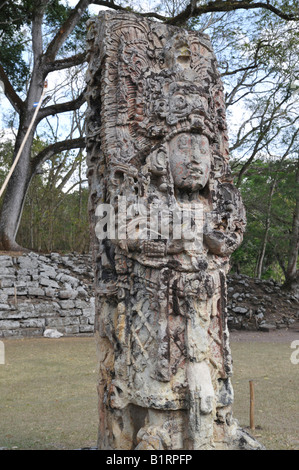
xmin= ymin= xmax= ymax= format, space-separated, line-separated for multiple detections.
xmin=0 ymin=320 xmax=20 ymax=329
xmin=86 ymin=11 xmax=262 ymax=450
xmin=18 ymin=259 xmax=39 ymax=271
xmin=76 ymin=287 xmax=88 ymax=298
xmin=79 ymin=324 xmax=94 ymax=333
xmin=20 ymin=319 xmax=46 ymax=328
xmin=232 ymin=307 xmax=248 ymax=315
xmin=28 ymin=288 xmax=45 ymax=297
xmin=9 ymin=306 xmax=37 ymax=319
xmin=58 ymin=289 xmax=78 ymax=300
xmin=44 ymin=328 xmax=64 ymax=338
xmin=0 ymin=329 xmax=20 ymax=338
xmin=59 ymin=300 xmax=75 ymax=310
xmin=259 ymin=323 xmax=277 ymax=332
xmin=0 ymin=268 xmax=15 ymax=276
xmin=56 ymin=273 xmax=79 ymax=288
xmin=0 ymin=256 xmax=14 ymax=267
xmin=226 ymin=273 xmax=297 ymax=330
xmin=59 ymin=308 xmax=82 ymax=317
xmin=0 ymin=303 xmax=12 ymax=311
xmin=44 ymin=288 xmax=57 ymax=298
xmin=0 ymin=279 xmax=15 ymax=288
xmin=58 ymin=325 xmax=80 ymax=335
xmin=0 ymin=252 xmax=95 ymax=338
xmin=74 ymin=299 xmax=90 ymax=309
xmin=39 ymin=277 xmax=59 ymax=289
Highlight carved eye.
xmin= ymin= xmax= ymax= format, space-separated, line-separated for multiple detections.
xmin=156 ymin=101 xmax=166 ymax=113
xmin=174 ymin=95 xmax=186 ymax=109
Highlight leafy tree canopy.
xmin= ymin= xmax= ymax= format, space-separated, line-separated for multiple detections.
xmin=0 ymin=0 xmax=89 ymax=92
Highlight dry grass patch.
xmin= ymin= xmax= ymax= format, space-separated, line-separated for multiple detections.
xmin=231 ymin=341 xmax=299 ymax=450
xmin=0 ymin=336 xmax=298 ymax=450
xmin=0 ymin=337 xmax=98 ymax=450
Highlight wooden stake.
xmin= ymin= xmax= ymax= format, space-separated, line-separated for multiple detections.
xmin=249 ymin=380 xmax=255 ymax=430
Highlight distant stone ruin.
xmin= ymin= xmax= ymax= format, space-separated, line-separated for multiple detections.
xmin=0 ymin=252 xmax=94 ymax=338
xmin=85 ymin=11 xmax=264 ymax=450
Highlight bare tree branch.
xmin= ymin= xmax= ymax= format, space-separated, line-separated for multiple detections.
xmin=91 ymin=0 xmax=169 ymax=21
xmin=45 ymin=52 xmax=87 ymax=73
xmin=31 ymin=137 xmax=86 ymax=172
xmin=56 ymin=151 xmax=82 ymax=192
xmin=37 ymin=88 xmax=87 ymax=123
xmin=53 ymin=178 xmax=88 ymax=213
xmin=0 ymin=0 xmax=8 ymax=11
xmin=166 ymin=0 xmax=299 ymax=25
xmin=225 ymin=70 xmax=273 ymax=107
xmin=236 ymin=96 xmax=298 ymax=184
xmin=44 ymin=0 xmax=92 ymax=63
xmin=0 ymin=63 xmax=24 ymax=114
xmin=221 ymin=40 xmax=267 ymax=77
xmin=91 ymin=0 xmax=299 ymax=24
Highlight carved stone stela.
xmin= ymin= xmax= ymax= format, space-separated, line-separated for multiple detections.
xmin=85 ymin=12 xmax=263 ymax=450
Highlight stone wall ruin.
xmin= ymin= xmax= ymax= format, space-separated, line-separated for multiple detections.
xmin=0 ymin=252 xmax=95 ymax=338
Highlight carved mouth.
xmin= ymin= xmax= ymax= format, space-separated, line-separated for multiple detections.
xmin=186 ymin=164 xmax=203 ymax=175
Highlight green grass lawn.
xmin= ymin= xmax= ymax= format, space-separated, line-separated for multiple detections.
xmin=0 ymin=336 xmax=298 ymax=450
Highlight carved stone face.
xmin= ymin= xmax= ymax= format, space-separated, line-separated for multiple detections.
xmin=169 ymin=133 xmax=211 ymax=192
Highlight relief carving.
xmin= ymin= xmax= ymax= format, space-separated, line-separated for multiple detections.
xmin=86 ymin=11 xmax=263 ymax=450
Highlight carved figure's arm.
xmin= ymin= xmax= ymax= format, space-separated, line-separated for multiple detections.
xmin=203 ymin=202 xmax=246 ymax=256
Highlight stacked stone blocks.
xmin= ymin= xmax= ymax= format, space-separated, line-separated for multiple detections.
xmin=0 ymin=252 xmax=95 ymax=338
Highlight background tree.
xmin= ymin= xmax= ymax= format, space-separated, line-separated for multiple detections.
xmin=0 ymin=135 xmax=89 ymax=252
xmin=0 ymin=0 xmax=89 ymax=251
xmin=231 ymin=157 xmax=298 ymax=283
xmin=284 ymin=155 xmax=299 ymax=291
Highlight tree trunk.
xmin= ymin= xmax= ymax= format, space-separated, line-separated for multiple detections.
xmin=0 ymin=1 xmax=89 ymax=252
xmin=0 ymin=2 xmax=45 ymax=252
xmin=283 ymin=157 xmax=299 ymax=293
xmin=0 ymin=127 xmax=34 ymax=252
xmin=255 ymin=178 xmax=277 ymax=279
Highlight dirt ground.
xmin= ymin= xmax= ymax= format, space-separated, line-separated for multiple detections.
xmin=230 ymin=321 xmax=299 ymax=343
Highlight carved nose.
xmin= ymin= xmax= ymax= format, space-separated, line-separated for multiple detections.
xmin=191 ymin=154 xmax=201 ymax=163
